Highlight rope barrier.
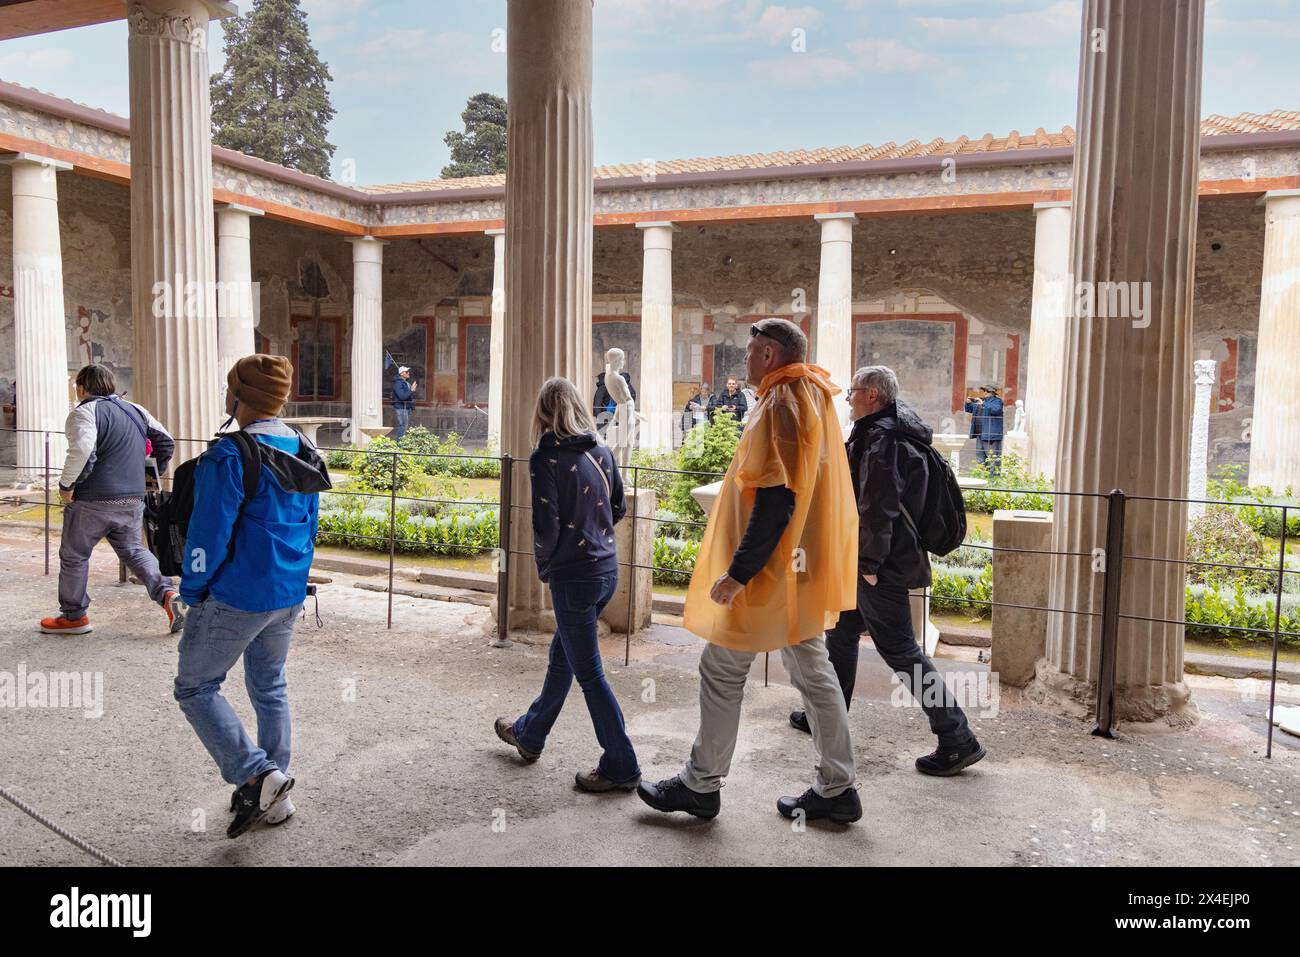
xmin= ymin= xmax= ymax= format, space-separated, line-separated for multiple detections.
xmin=0 ymin=784 xmax=124 ymax=867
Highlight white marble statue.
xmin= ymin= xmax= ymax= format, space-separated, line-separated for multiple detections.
xmin=603 ymin=348 xmax=643 ymax=467
xmin=1010 ymin=399 xmax=1027 ymax=436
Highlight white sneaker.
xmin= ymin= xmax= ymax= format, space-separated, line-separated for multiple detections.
xmin=264 ymin=797 xmax=296 ymax=825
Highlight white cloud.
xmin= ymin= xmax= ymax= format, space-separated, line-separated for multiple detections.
xmin=0 ymin=47 xmax=75 ymax=79
xmin=750 ymin=52 xmax=858 ymax=89
xmin=747 ymin=5 xmax=824 ymax=45
xmin=846 ymin=37 xmax=941 ymax=72
xmin=916 ymin=0 xmax=1081 ymax=47
xmin=301 ymin=0 xmax=369 ymax=21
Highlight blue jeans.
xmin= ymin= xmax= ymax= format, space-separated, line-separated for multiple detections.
xmin=393 ymin=406 xmax=411 ymax=441
xmin=513 ymin=574 xmax=639 ymax=782
xmin=174 ymin=597 xmax=301 ymax=785
xmin=975 ymin=437 xmax=1002 ymax=474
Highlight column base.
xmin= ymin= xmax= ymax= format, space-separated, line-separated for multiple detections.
xmin=487 ymin=600 xmax=557 ymax=645
xmin=1026 ymin=659 xmax=1199 ymax=730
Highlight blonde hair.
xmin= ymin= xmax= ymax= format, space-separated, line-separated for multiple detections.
xmin=532 ymin=376 xmax=598 ymax=446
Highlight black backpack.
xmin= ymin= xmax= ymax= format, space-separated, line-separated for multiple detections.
xmin=896 ymin=436 xmax=967 ymax=557
xmin=144 ymin=432 xmax=261 ymax=579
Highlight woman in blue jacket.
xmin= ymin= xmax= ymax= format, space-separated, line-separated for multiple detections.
xmin=495 ymin=377 xmax=641 ymax=793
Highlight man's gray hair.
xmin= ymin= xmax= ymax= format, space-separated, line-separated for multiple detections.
xmin=853 ymin=365 xmax=898 ymax=404
xmin=750 ymin=317 xmax=808 ymax=362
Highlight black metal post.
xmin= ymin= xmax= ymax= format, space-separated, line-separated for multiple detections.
xmin=1094 ymin=488 xmax=1127 ymax=738
xmin=1266 ymin=504 xmax=1287 ymax=759
xmin=496 ymin=454 xmax=513 ymax=644
xmin=43 ymin=431 xmax=50 ymax=576
xmin=387 ymin=450 xmax=396 ymax=630
xmin=625 ymin=465 xmax=638 ymax=666
xmin=764 ymin=652 xmax=769 ymax=688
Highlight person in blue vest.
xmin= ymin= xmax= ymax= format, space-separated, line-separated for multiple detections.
xmin=41 ymin=364 xmax=182 ymax=636
xmin=174 ymin=354 xmax=331 ymax=839
xmin=388 ymin=359 xmax=417 ymax=441
xmin=965 ymin=385 xmax=1005 ymax=475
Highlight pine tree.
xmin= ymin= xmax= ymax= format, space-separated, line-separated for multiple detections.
xmin=441 ymin=93 xmax=507 ymax=179
xmin=211 ymin=0 xmax=336 ymax=179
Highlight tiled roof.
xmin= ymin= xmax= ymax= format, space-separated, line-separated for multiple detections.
xmin=362 ymin=108 xmax=1300 ymax=194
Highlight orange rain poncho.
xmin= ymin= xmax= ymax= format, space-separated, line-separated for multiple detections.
xmin=683 ymin=363 xmax=858 ymax=653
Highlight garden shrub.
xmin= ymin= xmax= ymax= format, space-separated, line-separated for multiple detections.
xmin=354 ymin=436 xmax=421 ymax=494
xmin=665 ymin=413 xmax=739 ymax=523
xmin=962 ymin=452 xmax=1055 ymax=513
xmin=1186 ymin=508 xmax=1274 ymax=593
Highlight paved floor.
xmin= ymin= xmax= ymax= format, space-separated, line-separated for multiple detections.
xmin=1 ymin=528 xmax=1297 ymax=867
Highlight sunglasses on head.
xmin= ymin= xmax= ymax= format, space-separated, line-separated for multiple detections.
xmin=749 ymin=320 xmax=792 ymax=349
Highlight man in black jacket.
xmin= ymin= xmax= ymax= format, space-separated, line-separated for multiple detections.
xmin=592 ymin=367 xmax=636 ymax=434
xmin=791 ymin=365 xmax=985 ymax=776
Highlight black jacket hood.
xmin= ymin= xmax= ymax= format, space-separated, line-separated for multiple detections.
xmin=539 ymin=430 xmax=599 ymax=452
xmin=855 ymin=399 xmax=933 ymax=444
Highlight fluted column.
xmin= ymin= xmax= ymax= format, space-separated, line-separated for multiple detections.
xmin=486 ymin=228 xmax=505 ymax=446
xmin=1188 ymin=359 xmax=1215 ymax=520
xmin=1247 ymin=190 xmax=1300 ymax=490
xmin=637 ymin=221 xmax=676 ymax=451
xmin=1025 ymin=201 xmax=1072 ymax=479
xmin=501 ymin=0 xmax=594 ymax=631
xmin=216 ymin=203 xmax=263 ymax=382
xmin=128 ymin=0 xmax=229 ymax=449
xmin=813 ymin=212 xmax=856 ymax=423
xmin=3 ymin=154 xmax=71 ymax=485
xmin=1036 ymin=0 xmax=1203 ymax=728
xmin=347 ymin=237 xmax=386 ymax=447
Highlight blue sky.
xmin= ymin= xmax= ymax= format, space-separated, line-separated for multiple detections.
xmin=0 ymin=0 xmax=1295 ymax=187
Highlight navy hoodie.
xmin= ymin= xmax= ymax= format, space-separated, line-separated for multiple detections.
xmin=530 ymin=431 xmax=626 ymax=583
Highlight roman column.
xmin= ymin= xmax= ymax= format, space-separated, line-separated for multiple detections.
xmin=486 ymin=228 xmax=505 ymax=446
xmin=127 ymin=0 xmax=230 ymax=451
xmin=637 ymin=221 xmax=676 ymax=451
xmin=1035 ymin=0 xmax=1204 ymax=728
xmin=215 ymin=203 xmax=263 ymax=381
xmin=500 ymin=0 xmax=594 ymax=631
xmin=347 ymin=237 xmax=385 ymax=447
xmin=1188 ymin=359 xmax=1215 ymax=520
xmin=814 ymin=212 xmax=856 ymax=424
xmin=3 ymin=154 xmax=71 ymax=485
xmin=1247 ymin=189 xmax=1300 ymax=491
xmin=1025 ymin=201 xmax=1072 ymax=480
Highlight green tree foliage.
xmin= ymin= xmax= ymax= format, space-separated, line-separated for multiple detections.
xmin=441 ymin=93 xmax=507 ymax=178
xmin=210 ymin=0 xmax=336 ymax=179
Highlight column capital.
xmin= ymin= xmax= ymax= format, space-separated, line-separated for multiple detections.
xmin=635 ymin=220 xmax=677 ymax=231
xmin=1193 ymin=358 xmax=1217 ymax=386
xmin=1259 ymin=188 xmax=1300 ymax=215
xmin=346 ymin=235 xmax=388 ymax=263
xmin=1033 ymin=200 xmax=1071 ymax=211
xmin=484 ymin=228 xmax=505 ymax=237
xmin=215 ymin=202 xmax=266 ymax=218
xmin=813 ymin=212 xmax=858 ymax=224
xmin=0 ymin=152 xmax=72 ymax=172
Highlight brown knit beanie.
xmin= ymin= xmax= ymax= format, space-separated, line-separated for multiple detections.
xmin=228 ymin=354 xmax=293 ymax=417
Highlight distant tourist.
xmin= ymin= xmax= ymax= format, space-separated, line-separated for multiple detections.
xmin=388 ymin=358 xmax=417 ymax=441
xmin=965 ymin=385 xmax=1004 ymax=474
xmin=495 ymin=376 xmax=640 ymax=794
xmin=637 ymin=318 xmax=862 ymax=824
xmin=681 ymin=381 xmax=710 ymax=441
xmin=40 ymin=364 xmax=183 ymax=636
xmin=707 ymin=376 xmax=747 ymax=426
xmin=174 ymin=355 xmax=332 ymax=839
xmin=592 ymin=364 xmax=636 ymax=436
xmin=792 ymin=365 xmax=985 ymax=776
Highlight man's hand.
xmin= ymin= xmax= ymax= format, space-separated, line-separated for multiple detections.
xmin=862 ymin=573 xmax=878 ymax=586
xmin=59 ymin=488 xmax=73 ymax=503
xmin=710 ymin=573 xmax=744 ymax=606
xmin=411 ymin=380 xmax=418 ymax=391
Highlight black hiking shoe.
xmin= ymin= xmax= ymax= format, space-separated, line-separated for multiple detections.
xmin=916 ymin=738 xmax=987 ymax=777
xmin=777 ymin=787 xmax=863 ymax=824
xmin=636 ymin=775 xmax=720 ymax=819
xmin=789 ymin=709 xmax=811 ymax=734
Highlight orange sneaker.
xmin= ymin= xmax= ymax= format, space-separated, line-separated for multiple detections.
xmin=40 ymin=615 xmax=93 ymax=635
xmin=163 ymin=591 xmax=186 ymax=633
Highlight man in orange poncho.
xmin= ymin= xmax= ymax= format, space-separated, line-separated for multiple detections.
xmin=637 ymin=318 xmax=862 ymax=825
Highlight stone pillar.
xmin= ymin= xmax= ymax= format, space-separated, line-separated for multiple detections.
xmin=3 ymin=153 xmax=72 ymax=485
xmin=993 ymin=510 xmax=1054 ymax=687
xmin=347 ymin=237 xmax=386 ymax=447
xmin=600 ymin=488 xmax=657 ymax=633
xmin=500 ymin=0 xmax=594 ymax=631
xmin=215 ymin=203 xmax=262 ymax=382
xmin=486 ymin=228 xmax=505 ymax=447
xmin=637 ymin=221 xmax=676 ymax=451
xmin=1247 ymin=189 xmax=1300 ymax=491
xmin=128 ymin=0 xmax=229 ymax=451
xmin=1025 ymin=201 xmax=1072 ymax=480
xmin=813 ymin=213 xmax=856 ymax=424
xmin=1188 ymin=359 xmax=1215 ymax=520
xmin=1036 ymin=0 xmax=1203 ymax=728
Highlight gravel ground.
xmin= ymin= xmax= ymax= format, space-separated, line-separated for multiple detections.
xmin=1 ymin=528 xmax=1297 ymax=867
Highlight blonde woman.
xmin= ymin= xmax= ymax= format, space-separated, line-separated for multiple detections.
xmin=495 ymin=377 xmax=641 ymax=793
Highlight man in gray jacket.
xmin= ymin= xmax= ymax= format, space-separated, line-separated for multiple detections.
xmin=40 ymin=364 xmax=184 ymax=636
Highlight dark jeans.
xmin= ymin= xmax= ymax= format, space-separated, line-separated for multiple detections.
xmin=825 ymin=575 xmax=974 ymax=748
xmin=975 ymin=437 xmax=1002 ymax=474
xmin=513 ymin=574 xmax=639 ymax=782
xmin=392 ymin=406 xmax=411 ymax=441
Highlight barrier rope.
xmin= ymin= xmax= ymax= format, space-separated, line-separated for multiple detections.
xmin=0 ymin=784 xmax=124 ymax=867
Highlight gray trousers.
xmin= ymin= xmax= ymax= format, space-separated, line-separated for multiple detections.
xmin=59 ymin=498 xmax=171 ymax=619
xmin=682 ymin=637 xmax=856 ymax=798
